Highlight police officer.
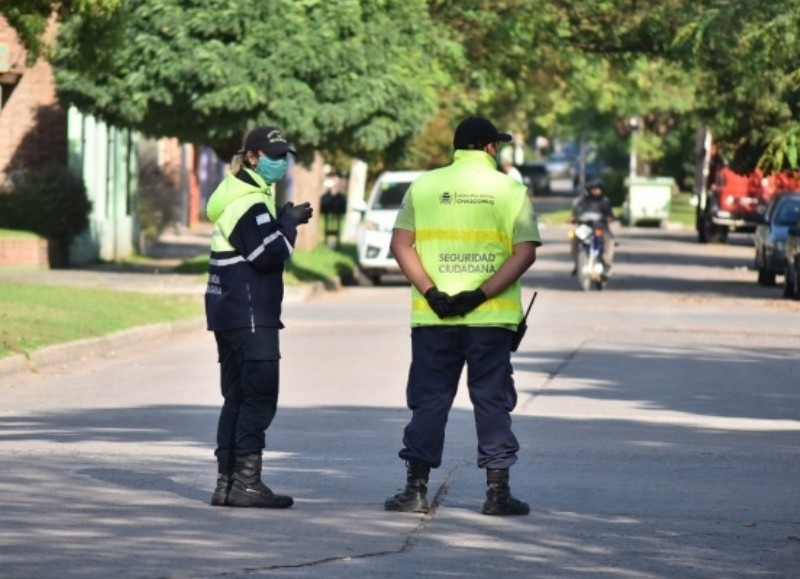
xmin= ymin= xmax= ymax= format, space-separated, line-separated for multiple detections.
xmin=205 ymin=126 xmax=313 ymax=508
xmin=386 ymin=116 xmax=541 ymax=516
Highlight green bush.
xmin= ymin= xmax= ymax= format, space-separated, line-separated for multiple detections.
xmin=601 ymin=170 xmax=628 ymax=207
xmin=0 ymin=164 xmax=91 ymax=239
xmin=0 ymin=164 xmax=92 ymax=267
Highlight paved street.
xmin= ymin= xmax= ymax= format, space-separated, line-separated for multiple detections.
xmin=1 ymin=223 xmax=798 ymax=578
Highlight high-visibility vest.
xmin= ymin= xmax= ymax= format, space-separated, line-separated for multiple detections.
xmin=409 ymin=150 xmax=525 ymax=326
xmin=208 ymin=168 xmax=275 ymax=253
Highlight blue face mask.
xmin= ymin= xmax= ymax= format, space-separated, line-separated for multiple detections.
xmin=255 ymin=155 xmax=288 ymax=184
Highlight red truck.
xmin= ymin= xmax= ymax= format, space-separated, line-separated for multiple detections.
xmin=693 ymin=127 xmax=800 ymax=243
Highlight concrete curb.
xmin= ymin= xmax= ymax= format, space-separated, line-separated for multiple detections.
xmin=0 ymin=318 xmax=206 ymax=380
xmin=0 ymin=354 xmax=29 ymax=377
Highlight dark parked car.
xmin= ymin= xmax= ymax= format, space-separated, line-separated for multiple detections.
xmin=754 ymin=191 xmax=800 ymax=286
xmin=783 ymin=221 xmax=800 ymax=299
xmin=515 ymin=163 xmax=551 ymax=196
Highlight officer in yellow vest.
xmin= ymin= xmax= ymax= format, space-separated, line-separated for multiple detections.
xmin=205 ymin=126 xmax=313 ymax=509
xmin=385 ymin=117 xmax=541 ymax=516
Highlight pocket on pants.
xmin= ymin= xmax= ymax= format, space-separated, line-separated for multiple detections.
xmin=505 ymin=364 xmax=518 ymax=411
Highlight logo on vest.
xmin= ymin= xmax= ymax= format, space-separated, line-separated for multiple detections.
xmin=438 ymin=191 xmax=494 ymax=206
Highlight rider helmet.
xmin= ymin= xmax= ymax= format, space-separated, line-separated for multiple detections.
xmin=586 ymin=178 xmax=603 ymax=195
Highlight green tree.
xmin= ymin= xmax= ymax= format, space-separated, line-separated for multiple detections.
xmin=1 ymin=0 xmax=120 ymax=63
xmin=52 ymin=0 xmax=454 ymax=163
xmin=11 ymin=0 xmax=800 ymax=176
xmin=673 ymin=1 xmax=800 ymax=172
xmin=417 ymin=1 xmax=699 ymax=177
xmin=411 ymin=0 xmax=548 ymax=165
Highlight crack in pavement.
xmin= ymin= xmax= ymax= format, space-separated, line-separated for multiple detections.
xmin=520 ymin=335 xmax=593 ymax=410
xmin=208 ymin=464 xmax=467 ymax=576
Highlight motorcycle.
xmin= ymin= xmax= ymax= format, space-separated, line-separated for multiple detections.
xmin=569 ymin=211 xmax=609 ymax=291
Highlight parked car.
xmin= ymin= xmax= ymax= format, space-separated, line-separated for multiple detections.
xmin=545 ymin=152 xmax=577 ymax=193
xmin=545 ymin=152 xmax=575 ymax=179
xmin=753 ymin=191 xmax=800 ymax=286
xmin=355 ymin=170 xmax=424 ymax=285
xmin=515 ymin=163 xmax=551 ymax=196
xmin=783 ymin=220 xmax=800 ymax=299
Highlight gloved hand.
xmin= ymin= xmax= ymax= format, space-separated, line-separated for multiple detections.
xmin=424 ymin=287 xmax=455 ymax=319
xmin=450 ymin=288 xmax=487 ymax=317
xmin=283 ymin=201 xmax=313 ymax=224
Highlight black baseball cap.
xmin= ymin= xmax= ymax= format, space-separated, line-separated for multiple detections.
xmin=453 ymin=117 xmax=512 ymax=150
xmin=238 ymin=126 xmax=296 ymax=156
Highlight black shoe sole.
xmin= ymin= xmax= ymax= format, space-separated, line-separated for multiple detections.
xmin=384 ymin=499 xmax=429 ymax=513
xmin=226 ymin=492 xmax=294 ymax=509
xmin=482 ymin=503 xmax=530 ymax=516
xmin=226 ymin=499 xmax=294 ymax=508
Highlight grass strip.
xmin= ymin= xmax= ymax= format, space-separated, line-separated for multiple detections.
xmin=668 ymin=192 xmax=696 ymax=227
xmin=0 ymin=283 xmax=202 ymax=359
xmin=0 ymin=228 xmax=39 ymax=238
xmin=174 ymin=243 xmax=359 ymax=285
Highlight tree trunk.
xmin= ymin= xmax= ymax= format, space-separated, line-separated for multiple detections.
xmin=47 ymin=238 xmax=71 ymax=269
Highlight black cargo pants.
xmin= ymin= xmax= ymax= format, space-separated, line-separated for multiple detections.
xmin=213 ymin=327 xmax=280 ymax=467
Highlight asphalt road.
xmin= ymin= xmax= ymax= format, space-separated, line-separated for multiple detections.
xmin=1 ymin=223 xmax=798 ymax=578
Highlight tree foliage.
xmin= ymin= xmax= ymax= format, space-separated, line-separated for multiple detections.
xmin=6 ymin=0 xmax=800 ymax=174
xmin=672 ymin=1 xmax=800 ymax=172
xmin=53 ymin=0 xmax=454 ymax=162
xmin=1 ymin=0 xmax=120 ymax=63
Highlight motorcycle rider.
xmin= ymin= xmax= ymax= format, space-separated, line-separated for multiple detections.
xmin=570 ymin=179 xmax=615 ymax=275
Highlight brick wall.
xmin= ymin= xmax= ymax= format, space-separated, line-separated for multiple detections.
xmin=0 ymin=15 xmax=67 ymax=184
xmin=0 ymin=236 xmax=48 ymax=266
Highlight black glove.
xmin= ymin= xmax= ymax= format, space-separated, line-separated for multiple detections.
xmin=450 ymin=288 xmax=487 ymax=317
xmin=424 ymin=287 xmax=455 ymax=319
xmin=283 ymin=201 xmax=313 ymax=224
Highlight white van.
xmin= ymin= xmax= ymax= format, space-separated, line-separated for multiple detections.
xmin=355 ymin=170 xmax=425 ymax=284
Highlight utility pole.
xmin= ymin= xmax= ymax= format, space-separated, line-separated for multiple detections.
xmin=628 ymin=116 xmax=640 ymax=178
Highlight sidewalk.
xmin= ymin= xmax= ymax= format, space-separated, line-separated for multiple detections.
xmin=0 ymin=225 xmax=211 ymax=295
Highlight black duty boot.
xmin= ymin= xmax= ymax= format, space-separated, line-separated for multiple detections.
xmin=210 ymin=462 xmax=234 ymax=507
xmin=482 ymin=468 xmax=530 ymax=516
xmin=226 ymin=453 xmax=294 ymax=509
xmin=384 ymin=461 xmax=430 ymax=513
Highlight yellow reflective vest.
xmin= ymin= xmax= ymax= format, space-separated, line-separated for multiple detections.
xmin=406 ymin=150 xmax=529 ymax=326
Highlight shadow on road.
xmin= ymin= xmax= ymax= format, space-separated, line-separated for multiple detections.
xmin=0 ymin=398 xmax=795 ymax=577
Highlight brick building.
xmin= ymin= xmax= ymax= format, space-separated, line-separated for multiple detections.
xmin=0 ymin=15 xmax=66 ymax=183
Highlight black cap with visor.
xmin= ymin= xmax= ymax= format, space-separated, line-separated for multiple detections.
xmin=237 ymin=126 xmax=296 ymax=157
xmin=453 ymin=117 xmax=512 ymax=150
